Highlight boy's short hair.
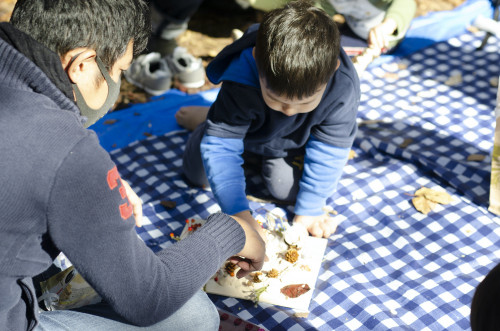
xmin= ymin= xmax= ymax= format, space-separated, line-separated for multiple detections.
xmin=255 ymin=0 xmax=340 ymax=99
xmin=10 ymin=0 xmax=151 ymax=69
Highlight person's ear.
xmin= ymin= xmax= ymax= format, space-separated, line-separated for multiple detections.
xmin=60 ymin=49 xmax=97 ymax=84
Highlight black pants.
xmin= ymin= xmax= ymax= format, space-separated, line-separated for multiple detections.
xmin=182 ymin=122 xmax=304 ymax=202
xmin=151 ymin=0 xmax=204 ymax=25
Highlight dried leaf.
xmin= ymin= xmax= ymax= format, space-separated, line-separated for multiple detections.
xmin=348 ymin=150 xmax=357 ymax=160
xmin=280 ymin=284 xmax=311 ymax=298
xmin=160 ymin=200 xmax=176 ymax=209
xmin=412 ymin=196 xmax=436 ymax=214
xmin=397 ymin=62 xmax=408 ymax=70
xmin=445 ymin=72 xmax=462 ymax=86
xmin=399 ymin=138 xmax=413 ymax=148
xmin=467 ymin=154 xmax=486 ymax=162
xmin=383 ymin=72 xmax=399 ymax=80
xmin=415 ymin=187 xmax=452 ymax=205
xmin=103 ymin=119 xmax=117 ymax=125
xmin=490 ymin=76 xmax=499 ymax=87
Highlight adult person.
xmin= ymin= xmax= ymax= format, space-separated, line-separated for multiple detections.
xmin=0 ymin=1 xmax=265 ymax=330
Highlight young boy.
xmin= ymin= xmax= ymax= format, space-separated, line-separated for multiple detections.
xmin=178 ymin=0 xmax=360 ymax=238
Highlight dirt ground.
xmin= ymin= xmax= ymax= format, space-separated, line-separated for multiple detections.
xmin=0 ymin=0 xmax=467 ymax=109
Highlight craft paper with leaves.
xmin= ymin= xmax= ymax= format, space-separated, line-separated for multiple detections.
xmin=181 ymin=219 xmax=328 ymax=314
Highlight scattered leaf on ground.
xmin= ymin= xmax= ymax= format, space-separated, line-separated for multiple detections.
xmin=348 ymin=150 xmax=357 ymax=159
xmin=397 ymin=62 xmax=408 ymax=70
xmin=415 ymin=187 xmax=452 ymax=205
xmin=383 ymin=72 xmax=399 ymax=80
xmin=399 ymin=138 xmax=413 ymax=148
xmin=445 ymin=72 xmax=462 ymax=86
xmin=490 ymin=76 xmax=499 ymax=87
xmin=103 ymin=119 xmax=117 ymax=125
xmin=160 ymin=200 xmax=177 ymax=209
xmin=467 ymin=154 xmax=486 ymax=162
xmin=412 ymin=196 xmax=436 ymax=214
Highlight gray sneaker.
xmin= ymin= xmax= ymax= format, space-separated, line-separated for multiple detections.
xmin=165 ymin=47 xmax=206 ymax=89
xmin=124 ymin=52 xmax=172 ymax=96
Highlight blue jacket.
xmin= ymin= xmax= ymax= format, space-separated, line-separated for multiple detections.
xmin=202 ymin=24 xmax=360 ymax=216
xmin=0 ymin=23 xmax=245 ymax=330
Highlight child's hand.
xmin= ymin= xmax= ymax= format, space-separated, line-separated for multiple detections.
xmin=293 ymin=214 xmax=338 ymax=238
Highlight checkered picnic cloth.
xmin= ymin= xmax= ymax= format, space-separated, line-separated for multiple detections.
xmin=110 ymin=31 xmax=500 ymax=330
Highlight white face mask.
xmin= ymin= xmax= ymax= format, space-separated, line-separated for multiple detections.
xmin=72 ymin=56 xmax=121 ymax=128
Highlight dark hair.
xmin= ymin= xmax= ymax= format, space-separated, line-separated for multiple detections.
xmin=10 ymin=0 xmax=151 ymax=69
xmin=254 ymin=0 xmax=340 ymax=99
xmin=471 ymin=262 xmax=500 ymax=331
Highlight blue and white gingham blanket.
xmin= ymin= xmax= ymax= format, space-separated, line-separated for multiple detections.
xmin=108 ymin=31 xmax=500 ymax=330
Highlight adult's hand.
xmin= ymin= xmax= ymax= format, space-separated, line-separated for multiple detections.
xmin=120 ymin=179 xmax=143 ymax=227
xmin=229 ymin=214 xmax=267 ymax=278
xmin=293 ymin=214 xmax=338 ymax=238
xmin=233 ymin=210 xmax=267 ymax=242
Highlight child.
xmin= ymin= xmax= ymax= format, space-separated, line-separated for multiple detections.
xmin=177 ymin=0 xmax=360 ymax=238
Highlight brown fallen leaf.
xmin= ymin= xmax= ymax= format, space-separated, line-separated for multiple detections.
xmin=467 ymin=154 xmax=486 ymax=162
xmin=415 ymin=187 xmax=452 ymax=205
xmin=103 ymin=119 xmax=117 ymax=125
xmin=412 ymin=196 xmax=436 ymax=215
xmin=399 ymin=138 xmax=413 ymax=148
xmin=160 ymin=200 xmax=176 ymax=209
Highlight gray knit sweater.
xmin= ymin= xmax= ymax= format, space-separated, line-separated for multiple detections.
xmin=0 ymin=23 xmax=245 ymax=331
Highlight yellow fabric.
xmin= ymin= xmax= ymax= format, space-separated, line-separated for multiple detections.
xmin=489 ymin=117 xmax=500 ymax=215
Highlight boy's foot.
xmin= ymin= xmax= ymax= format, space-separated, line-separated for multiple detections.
xmin=175 ymin=106 xmax=209 ymax=131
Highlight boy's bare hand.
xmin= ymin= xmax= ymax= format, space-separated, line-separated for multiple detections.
xmin=293 ymin=214 xmax=338 ymax=238
xmin=229 ymin=214 xmax=267 ymax=278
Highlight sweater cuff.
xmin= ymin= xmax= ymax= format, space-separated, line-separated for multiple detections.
xmin=294 ymin=190 xmax=326 ymax=216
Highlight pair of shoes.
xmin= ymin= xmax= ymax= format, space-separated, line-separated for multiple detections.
xmin=124 ymin=47 xmax=205 ymax=95
xmin=165 ymin=47 xmax=206 ymax=89
xmin=123 ymin=52 xmax=172 ymax=96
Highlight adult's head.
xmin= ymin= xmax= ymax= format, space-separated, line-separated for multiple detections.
xmin=10 ymin=0 xmax=150 ymax=69
xmin=10 ymin=0 xmax=151 ymax=125
xmin=254 ymin=0 xmax=340 ymax=104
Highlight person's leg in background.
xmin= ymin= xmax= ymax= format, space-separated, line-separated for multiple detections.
xmin=149 ymin=0 xmax=205 ymax=56
xmin=124 ymin=0 xmax=206 ymax=96
xmin=36 ymin=290 xmax=219 ymax=331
